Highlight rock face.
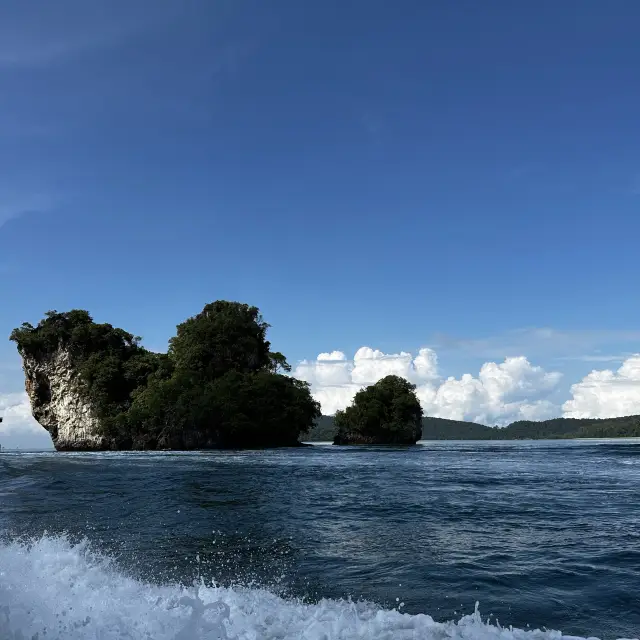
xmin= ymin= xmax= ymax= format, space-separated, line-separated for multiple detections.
xmin=21 ymin=348 xmax=107 ymax=451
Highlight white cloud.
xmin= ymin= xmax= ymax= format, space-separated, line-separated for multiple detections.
xmin=0 ymin=392 xmax=52 ymax=449
xmin=308 ymin=384 xmax=363 ymax=417
xmin=563 ymin=354 xmax=640 ymax=418
xmin=0 ymin=392 xmax=41 ymax=432
xmin=350 ymin=347 xmax=439 ymax=385
xmin=418 ymin=357 xmax=562 ymax=425
xmin=318 ymin=351 xmax=347 ymax=361
xmin=294 ymin=348 xmax=563 ymax=425
xmin=295 ymin=347 xmax=442 ymax=416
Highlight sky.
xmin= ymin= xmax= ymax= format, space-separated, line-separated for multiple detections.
xmin=2 ymin=0 xmax=640 ymax=448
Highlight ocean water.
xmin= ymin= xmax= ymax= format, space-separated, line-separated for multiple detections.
xmin=1 ymin=440 xmax=639 ymax=640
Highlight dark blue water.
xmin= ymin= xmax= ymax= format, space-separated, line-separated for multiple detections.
xmin=1 ymin=440 xmax=639 ymax=639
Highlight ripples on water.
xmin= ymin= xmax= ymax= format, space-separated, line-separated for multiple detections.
xmin=1 ymin=440 xmax=639 ymax=639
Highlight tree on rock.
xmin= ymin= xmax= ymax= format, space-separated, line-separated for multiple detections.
xmin=333 ymin=375 xmax=423 ymax=445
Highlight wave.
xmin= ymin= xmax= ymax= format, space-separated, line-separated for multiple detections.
xmin=0 ymin=535 xmax=632 ymax=640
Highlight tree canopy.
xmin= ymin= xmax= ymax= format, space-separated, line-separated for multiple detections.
xmin=168 ymin=301 xmax=273 ymax=378
xmin=333 ymin=375 xmax=424 ymax=445
xmin=10 ymin=309 xmax=169 ymax=423
xmin=11 ymin=301 xmax=320 ymax=450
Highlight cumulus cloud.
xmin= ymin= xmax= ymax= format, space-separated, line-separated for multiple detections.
xmin=294 ymin=348 xmax=563 ymax=425
xmin=563 ymin=355 xmax=640 ymax=418
xmin=0 ymin=392 xmax=52 ymax=449
xmin=294 ymin=347 xmax=440 ymax=416
xmin=0 ymin=392 xmax=40 ymax=432
xmin=416 ymin=358 xmax=562 ymax=424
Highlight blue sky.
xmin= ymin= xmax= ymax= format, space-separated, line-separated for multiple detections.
xmin=2 ymin=1 xmax=640 ymax=446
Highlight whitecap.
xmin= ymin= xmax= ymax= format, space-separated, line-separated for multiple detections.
xmin=0 ymin=535 xmax=633 ymax=640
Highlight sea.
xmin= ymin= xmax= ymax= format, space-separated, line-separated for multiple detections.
xmin=1 ymin=439 xmax=639 ymax=640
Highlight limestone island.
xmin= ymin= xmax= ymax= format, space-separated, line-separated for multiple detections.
xmin=333 ymin=375 xmax=423 ymax=445
xmin=11 ymin=301 xmax=320 ymax=451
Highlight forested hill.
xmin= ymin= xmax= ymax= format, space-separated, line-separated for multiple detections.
xmin=303 ymin=414 xmax=640 ymax=441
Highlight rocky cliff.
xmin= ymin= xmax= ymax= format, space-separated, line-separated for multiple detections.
xmin=21 ymin=348 xmax=107 ymax=451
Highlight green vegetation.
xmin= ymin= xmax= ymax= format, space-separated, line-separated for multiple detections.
xmin=559 ymin=416 xmax=640 ymax=439
xmin=304 ymin=413 xmax=640 ymax=441
xmin=420 ymin=417 xmax=495 ymax=440
xmin=333 ymin=375 xmax=423 ymax=445
xmin=302 ymin=416 xmax=337 ymax=442
xmin=11 ymin=301 xmax=320 ymax=450
xmin=484 ymin=416 xmax=640 ymax=440
xmin=10 ymin=310 xmax=169 ymax=425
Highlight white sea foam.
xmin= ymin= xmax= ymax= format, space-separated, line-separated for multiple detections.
xmin=0 ymin=535 xmax=632 ymax=640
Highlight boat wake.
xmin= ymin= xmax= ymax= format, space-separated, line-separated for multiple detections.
xmin=0 ymin=535 xmax=632 ymax=640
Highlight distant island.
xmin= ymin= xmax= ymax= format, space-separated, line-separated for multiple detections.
xmin=306 ymin=414 xmax=640 ymax=442
xmin=11 ymin=302 xmax=320 ymax=451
